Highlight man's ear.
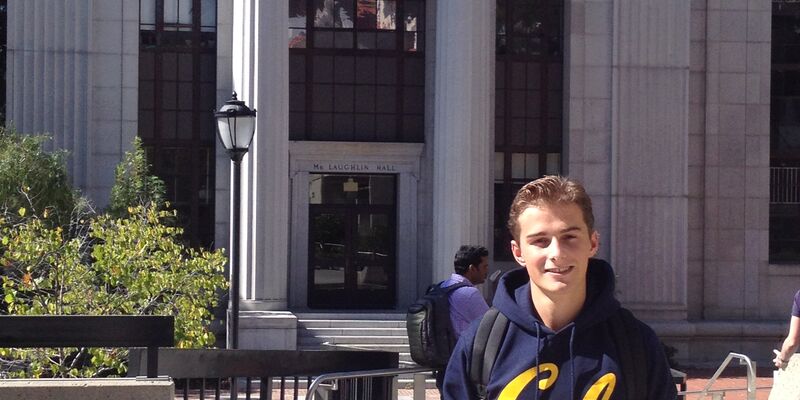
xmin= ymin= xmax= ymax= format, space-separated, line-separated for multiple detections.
xmin=510 ymin=240 xmax=525 ymax=267
xmin=589 ymin=231 xmax=600 ymax=257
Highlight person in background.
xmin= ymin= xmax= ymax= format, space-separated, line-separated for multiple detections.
xmin=774 ymin=289 xmax=800 ymax=369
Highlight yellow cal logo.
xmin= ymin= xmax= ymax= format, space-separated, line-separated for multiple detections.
xmin=497 ymin=364 xmax=617 ymax=400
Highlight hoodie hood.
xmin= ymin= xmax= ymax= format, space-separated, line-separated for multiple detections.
xmin=492 ymin=258 xmax=621 ymax=336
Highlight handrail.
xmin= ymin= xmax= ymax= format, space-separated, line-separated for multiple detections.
xmin=694 ymin=352 xmax=758 ymax=400
xmin=307 ymin=366 xmax=436 ymax=400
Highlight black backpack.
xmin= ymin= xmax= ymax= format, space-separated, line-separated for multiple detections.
xmin=406 ymin=281 xmax=471 ymax=367
xmin=469 ymin=307 xmax=647 ymax=399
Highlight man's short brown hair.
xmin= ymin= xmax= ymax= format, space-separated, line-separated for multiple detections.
xmin=507 ymin=175 xmax=595 ymax=241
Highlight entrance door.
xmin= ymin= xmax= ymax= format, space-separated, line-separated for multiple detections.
xmin=308 ymin=174 xmax=396 ymax=309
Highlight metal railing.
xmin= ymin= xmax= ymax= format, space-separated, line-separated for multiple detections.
xmin=128 ymin=348 xmax=399 ymax=400
xmin=771 ymin=166 xmax=800 ymax=204
xmin=677 ymin=352 xmax=771 ymax=400
xmin=308 ymin=366 xmax=436 ymax=400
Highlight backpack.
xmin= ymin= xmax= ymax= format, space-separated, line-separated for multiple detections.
xmin=406 ymin=281 xmax=471 ymax=367
xmin=468 ymin=307 xmax=647 ymax=399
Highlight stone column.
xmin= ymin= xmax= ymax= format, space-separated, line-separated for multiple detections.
xmin=431 ymin=0 xmax=495 ymax=280
xmin=609 ymin=0 xmax=690 ymax=319
xmin=229 ymin=0 xmax=295 ymax=349
xmin=6 ymin=0 xmax=138 ymax=207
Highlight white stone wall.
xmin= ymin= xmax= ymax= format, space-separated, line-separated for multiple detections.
xmin=700 ymin=0 xmax=773 ymax=320
xmin=5 ymin=0 xmax=139 ymax=207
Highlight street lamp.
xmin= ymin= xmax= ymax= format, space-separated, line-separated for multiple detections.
xmin=215 ymin=91 xmax=256 ymax=349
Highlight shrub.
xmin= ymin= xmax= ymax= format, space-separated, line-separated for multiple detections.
xmin=107 ymin=137 xmax=166 ymax=218
xmin=0 ymin=127 xmax=76 ymax=224
xmin=0 ymin=206 xmax=227 ymax=378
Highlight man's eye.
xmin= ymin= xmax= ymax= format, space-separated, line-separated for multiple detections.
xmin=533 ymin=239 xmax=550 ymax=247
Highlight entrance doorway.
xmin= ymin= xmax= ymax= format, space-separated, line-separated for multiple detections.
xmin=307 ymin=174 xmax=396 ymax=309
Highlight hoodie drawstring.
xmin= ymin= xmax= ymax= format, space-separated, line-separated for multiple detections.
xmin=534 ymin=323 xmax=541 ymax=400
xmin=568 ymin=324 xmax=577 ymax=400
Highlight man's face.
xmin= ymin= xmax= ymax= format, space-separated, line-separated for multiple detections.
xmin=468 ymin=256 xmax=490 ymax=285
xmin=510 ymin=203 xmax=599 ymax=298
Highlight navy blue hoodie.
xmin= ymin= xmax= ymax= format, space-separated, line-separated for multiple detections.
xmin=442 ymin=259 xmax=677 ymax=400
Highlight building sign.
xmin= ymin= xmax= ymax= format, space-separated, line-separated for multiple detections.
xmin=311 ymin=162 xmax=399 ymax=173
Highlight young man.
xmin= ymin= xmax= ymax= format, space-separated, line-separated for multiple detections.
xmin=434 ymin=245 xmax=491 ymax=394
xmin=443 ymin=176 xmax=676 ymax=399
xmin=441 ymin=245 xmax=491 ymax=338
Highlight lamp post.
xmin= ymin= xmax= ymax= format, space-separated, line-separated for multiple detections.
xmin=215 ymin=92 xmax=256 ymax=350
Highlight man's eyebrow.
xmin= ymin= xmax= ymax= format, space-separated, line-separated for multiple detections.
xmin=525 ymin=226 xmax=582 ymax=238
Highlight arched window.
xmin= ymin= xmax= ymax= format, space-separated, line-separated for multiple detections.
xmin=289 ymin=0 xmax=425 ymax=142
xmin=139 ymin=0 xmax=217 ymax=247
xmin=493 ymin=0 xmax=564 ymax=259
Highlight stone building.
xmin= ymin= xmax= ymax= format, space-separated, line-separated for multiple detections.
xmin=4 ymin=0 xmax=800 ymax=365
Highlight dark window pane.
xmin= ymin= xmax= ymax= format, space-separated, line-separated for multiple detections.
xmin=376 ymin=57 xmax=396 ymax=84
xmin=403 ymin=115 xmax=423 ymax=141
xmin=526 ymin=118 xmax=541 ymax=146
xmin=334 ymin=84 xmax=355 ymax=112
xmin=404 ymin=58 xmax=424 ymax=85
xmin=161 ymin=111 xmax=177 ymax=139
xmin=355 ymin=57 xmax=376 ymax=83
xmin=315 ymin=31 xmax=334 ymax=47
xmin=178 ymin=53 xmax=193 ymax=81
xmin=311 ymin=113 xmax=333 ymax=137
xmin=140 ymin=52 xmax=155 ymax=80
xmin=162 ymin=53 xmax=177 ymax=80
xmin=526 ymin=63 xmax=541 ymax=90
xmin=313 ymin=55 xmax=334 ymax=82
xmin=290 ymin=111 xmax=307 ymax=138
xmin=312 ymin=84 xmax=334 ymax=112
xmin=290 ymin=83 xmax=306 ymax=111
xmin=548 ymin=91 xmax=561 ymax=118
xmin=334 ymin=56 xmax=355 ymax=83
xmin=403 ymin=86 xmax=423 ymax=114
xmin=526 ymin=91 xmax=541 ymax=118
xmin=200 ymin=83 xmax=215 ymax=111
xmin=376 ymin=86 xmax=396 ymax=113
xmin=509 ymin=118 xmax=525 ymax=146
xmin=162 ymin=82 xmax=177 ymax=109
xmin=333 ymin=114 xmax=354 ymax=138
xmin=547 ymin=63 xmax=562 ymax=90
xmin=376 ymin=115 xmax=396 ymax=140
xmin=139 ymin=81 xmax=154 ymax=109
xmin=495 ymin=117 xmax=505 ymax=146
xmin=509 ymin=90 xmax=525 ymax=117
xmin=354 ymin=113 xmax=375 ymax=140
xmin=496 ymin=61 xmax=505 ymax=89
xmin=178 ymin=82 xmax=193 ymax=110
xmin=314 ymin=0 xmax=334 ymax=27
xmin=355 ymin=86 xmax=376 ymax=112
xmin=139 ymin=110 xmax=155 ymax=138
xmin=177 ymin=111 xmax=193 ymax=139
xmin=495 ymin=91 xmax=505 ymax=117
xmin=357 ymin=31 xmax=376 ymax=49
xmin=290 ymin=54 xmax=306 ymax=82
xmin=510 ymin=62 xmax=526 ymax=89
xmin=376 ymin=31 xmax=395 ymax=49
xmin=335 ymin=31 xmax=353 ymax=48
xmin=404 ymin=32 xmax=423 ymax=52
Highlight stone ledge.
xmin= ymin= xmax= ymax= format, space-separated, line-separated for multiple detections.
xmin=0 ymin=378 xmax=173 ymax=400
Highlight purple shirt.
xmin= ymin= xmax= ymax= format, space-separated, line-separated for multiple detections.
xmin=441 ymin=273 xmax=490 ymax=338
xmin=792 ymin=290 xmax=800 ymax=317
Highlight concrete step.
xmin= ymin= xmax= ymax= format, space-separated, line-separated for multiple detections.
xmin=298 ymin=319 xmax=406 ymax=329
xmin=299 ymin=335 xmax=409 ymax=346
xmin=295 ymin=312 xmax=406 ymax=320
xmin=298 ymin=326 xmax=408 ymax=336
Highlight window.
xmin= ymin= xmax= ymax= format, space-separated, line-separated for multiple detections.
xmin=139 ymin=0 xmax=217 ymax=248
xmin=289 ymin=0 xmax=425 ymax=142
xmin=770 ymin=1 xmax=800 ymax=263
xmin=493 ymin=0 xmax=564 ymax=260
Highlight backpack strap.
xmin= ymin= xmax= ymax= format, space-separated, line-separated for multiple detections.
xmin=469 ymin=307 xmax=509 ymax=399
xmin=609 ymin=308 xmax=647 ymax=399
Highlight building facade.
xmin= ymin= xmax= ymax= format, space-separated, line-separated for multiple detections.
xmin=5 ymin=0 xmax=800 ymax=365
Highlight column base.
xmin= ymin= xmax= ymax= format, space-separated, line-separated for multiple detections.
xmin=237 ymin=311 xmax=297 ymax=350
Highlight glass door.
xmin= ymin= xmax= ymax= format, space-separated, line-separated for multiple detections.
xmin=308 ymin=174 xmax=396 ymax=309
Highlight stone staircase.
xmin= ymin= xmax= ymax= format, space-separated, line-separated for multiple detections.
xmin=296 ymin=312 xmax=414 ymax=365
xmin=296 ymin=312 xmax=437 ymax=390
